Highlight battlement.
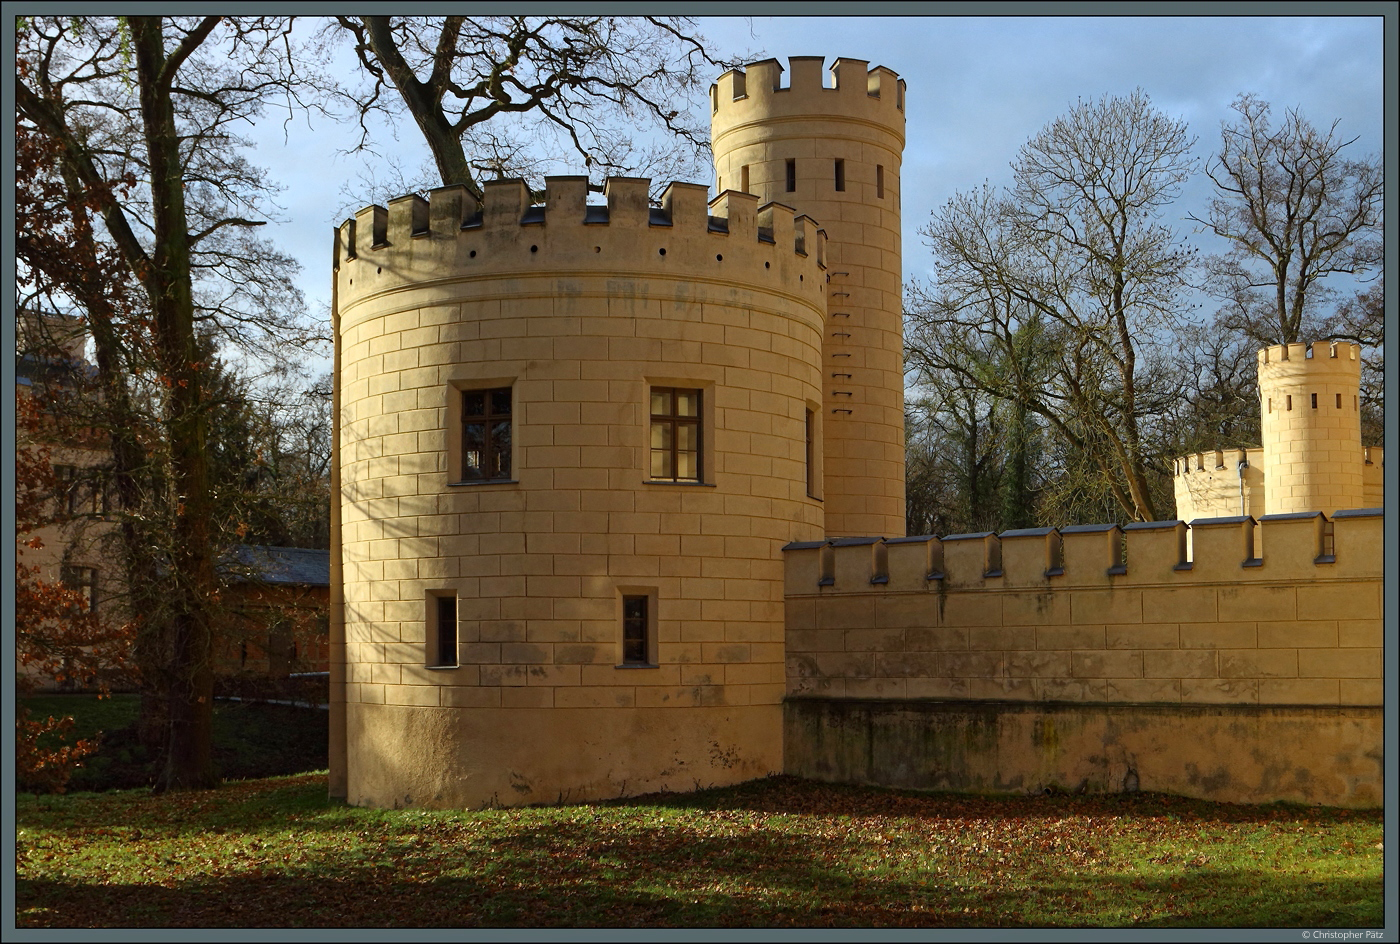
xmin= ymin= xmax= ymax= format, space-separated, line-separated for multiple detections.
xmin=711 ymin=56 xmax=905 ymax=139
xmin=334 ymin=176 xmax=828 ymax=319
xmin=1258 ymin=340 xmax=1361 ymax=368
xmin=784 ymin=509 xmax=1382 ymax=593
xmin=1172 ymin=446 xmax=1263 ymax=477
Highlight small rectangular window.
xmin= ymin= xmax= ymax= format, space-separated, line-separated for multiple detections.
xmin=650 ymin=387 xmax=702 ymax=482
xmin=741 ymin=164 xmax=750 ymax=194
xmin=1287 ymin=395 xmax=1293 ymax=411
xmin=876 ymin=164 xmax=884 ymax=198
xmin=430 ymin=592 xmax=458 ymax=667
xmin=834 ymin=159 xmax=845 ymax=192
xmin=1311 ymin=393 xmax=1318 ymax=409
xmin=1336 ymin=393 xmax=1342 ymax=409
xmin=622 ymin=595 xmax=649 ymax=665
xmin=462 ymin=387 xmax=512 ymax=481
xmin=785 ymin=158 xmax=796 ymax=193
xmin=61 ymin=564 xmax=98 ymax=614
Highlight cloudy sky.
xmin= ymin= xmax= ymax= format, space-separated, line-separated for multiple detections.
xmin=248 ymin=13 xmax=1385 ymax=358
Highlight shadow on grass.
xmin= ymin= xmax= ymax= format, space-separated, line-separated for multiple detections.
xmin=16 ymin=851 xmax=1383 ymax=928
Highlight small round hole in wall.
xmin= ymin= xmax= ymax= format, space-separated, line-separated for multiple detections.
xmin=799 ymin=274 xmax=804 ymax=281
xmin=376 ymin=266 xmax=382 ymax=274
xmin=716 ymin=254 xmax=723 ymax=262
xmin=469 ymin=250 xmax=477 ymax=258
xmin=764 ymin=261 xmax=770 ymax=269
xmin=348 ymin=279 xmax=353 ymax=285
xmin=530 ymin=245 xmax=539 ymax=253
xmin=594 ymin=246 xmax=601 ymax=253
xmin=658 ymin=247 xmax=667 ymax=256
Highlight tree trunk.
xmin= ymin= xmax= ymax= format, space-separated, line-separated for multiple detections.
xmin=130 ymin=16 xmax=219 ymax=792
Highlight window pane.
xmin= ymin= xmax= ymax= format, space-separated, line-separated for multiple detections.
xmin=491 ymin=388 xmax=512 ymax=415
xmin=675 ymin=391 xmax=698 ymax=417
xmin=491 ymin=420 xmax=511 ymax=477
xmin=676 ymin=422 xmax=696 ymax=451
xmin=650 ymin=421 xmax=672 ymax=450
xmin=463 ymin=424 xmax=485 ymax=477
xmin=651 ymin=389 xmax=670 ymax=416
xmin=651 ymin=449 xmax=672 ymax=479
xmin=463 ymin=391 xmax=485 ymax=416
xmin=677 ymin=450 xmax=696 ymax=480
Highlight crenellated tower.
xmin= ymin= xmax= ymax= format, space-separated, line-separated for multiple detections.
xmin=332 ymin=176 xmax=827 ymax=808
xmin=1257 ymin=340 xmax=1368 ymax=516
xmin=711 ymin=57 xmax=908 ymax=538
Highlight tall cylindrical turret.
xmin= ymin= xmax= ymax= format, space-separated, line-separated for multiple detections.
xmin=1258 ymin=341 xmax=1366 ymax=516
xmin=334 ymin=177 xmax=826 ymax=808
xmin=711 ymin=57 xmax=907 ymax=538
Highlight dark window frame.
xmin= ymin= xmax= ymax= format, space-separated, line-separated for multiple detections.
xmin=621 ymin=594 xmax=650 ymax=666
xmin=430 ymin=592 xmax=458 ymax=668
xmin=61 ymin=564 xmax=98 ymax=613
xmin=461 ymin=387 xmax=513 ymax=482
xmin=649 ymin=387 xmax=703 ymax=483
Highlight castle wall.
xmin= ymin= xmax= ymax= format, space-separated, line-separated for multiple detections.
xmin=712 ymin=57 xmax=908 ymax=537
xmin=782 ymin=510 xmax=1383 ymax=807
xmin=334 ymin=177 xmax=827 ymax=808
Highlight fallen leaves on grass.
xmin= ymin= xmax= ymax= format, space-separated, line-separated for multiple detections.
xmin=15 ymin=774 xmax=1385 ymax=929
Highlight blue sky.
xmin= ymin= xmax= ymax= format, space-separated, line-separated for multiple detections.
xmin=246 ymin=14 xmax=1386 ymax=362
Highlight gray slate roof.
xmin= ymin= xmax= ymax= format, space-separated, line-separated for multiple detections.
xmin=228 ymin=545 xmax=330 ymax=587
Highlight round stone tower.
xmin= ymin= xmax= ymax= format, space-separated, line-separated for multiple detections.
xmin=711 ymin=56 xmax=907 ymax=538
xmin=333 ymin=176 xmax=826 ymax=808
xmin=1257 ymin=340 xmax=1366 ymax=515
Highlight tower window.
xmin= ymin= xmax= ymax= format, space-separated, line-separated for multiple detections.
xmin=1336 ymin=393 xmax=1342 ymax=409
xmin=1286 ymin=395 xmax=1292 ymax=411
xmin=649 ymin=387 xmax=702 ymax=482
xmin=741 ymin=164 xmax=750 ymax=193
xmin=429 ymin=592 xmax=458 ymax=668
xmin=622 ymin=595 xmax=650 ymax=665
xmin=805 ymin=408 xmax=817 ymax=499
xmin=834 ymin=159 xmax=845 ymax=192
xmin=461 ymin=387 xmax=512 ymax=481
xmin=1311 ymin=393 xmax=1317 ymax=409
xmin=876 ymin=164 xmax=884 ymax=198
xmin=785 ymin=159 xmax=796 ymax=193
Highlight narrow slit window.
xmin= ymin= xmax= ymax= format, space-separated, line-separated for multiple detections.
xmin=650 ymin=387 xmax=702 ymax=482
xmin=622 ymin=595 xmax=649 ymax=665
xmin=462 ymin=387 xmax=512 ymax=481
xmin=805 ymin=408 xmax=817 ymax=498
xmin=1336 ymin=393 xmax=1342 ymax=409
xmin=1311 ymin=393 xmax=1317 ymax=409
xmin=741 ymin=164 xmax=750 ymax=193
xmin=1286 ymin=395 xmax=1293 ymax=411
xmin=876 ymin=164 xmax=884 ymax=198
xmin=834 ymin=159 xmax=845 ymax=192
xmin=431 ymin=593 xmax=458 ymax=667
xmin=785 ymin=158 xmax=796 ymax=193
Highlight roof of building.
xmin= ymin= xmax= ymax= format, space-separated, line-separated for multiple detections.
xmin=227 ymin=545 xmax=330 ymax=587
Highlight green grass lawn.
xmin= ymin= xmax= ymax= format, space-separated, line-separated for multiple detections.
xmin=15 ymin=773 xmax=1383 ymax=928
xmin=21 ymin=693 xmax=328 ymax=792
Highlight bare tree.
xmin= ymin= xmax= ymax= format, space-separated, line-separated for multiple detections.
xmin=1191 ymin=94 xmax=1382 ymax=346
xmin=908 ymin=91 xmax=1197 ymax=523
xmin=17 ymin=15 xmax=321 ymax=791
xmin=324 ymin=16 xmax=743 ymax=200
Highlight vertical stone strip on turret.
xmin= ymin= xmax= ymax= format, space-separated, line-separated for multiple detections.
xmin=711 ymin=56 xmax=908 ymax=538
